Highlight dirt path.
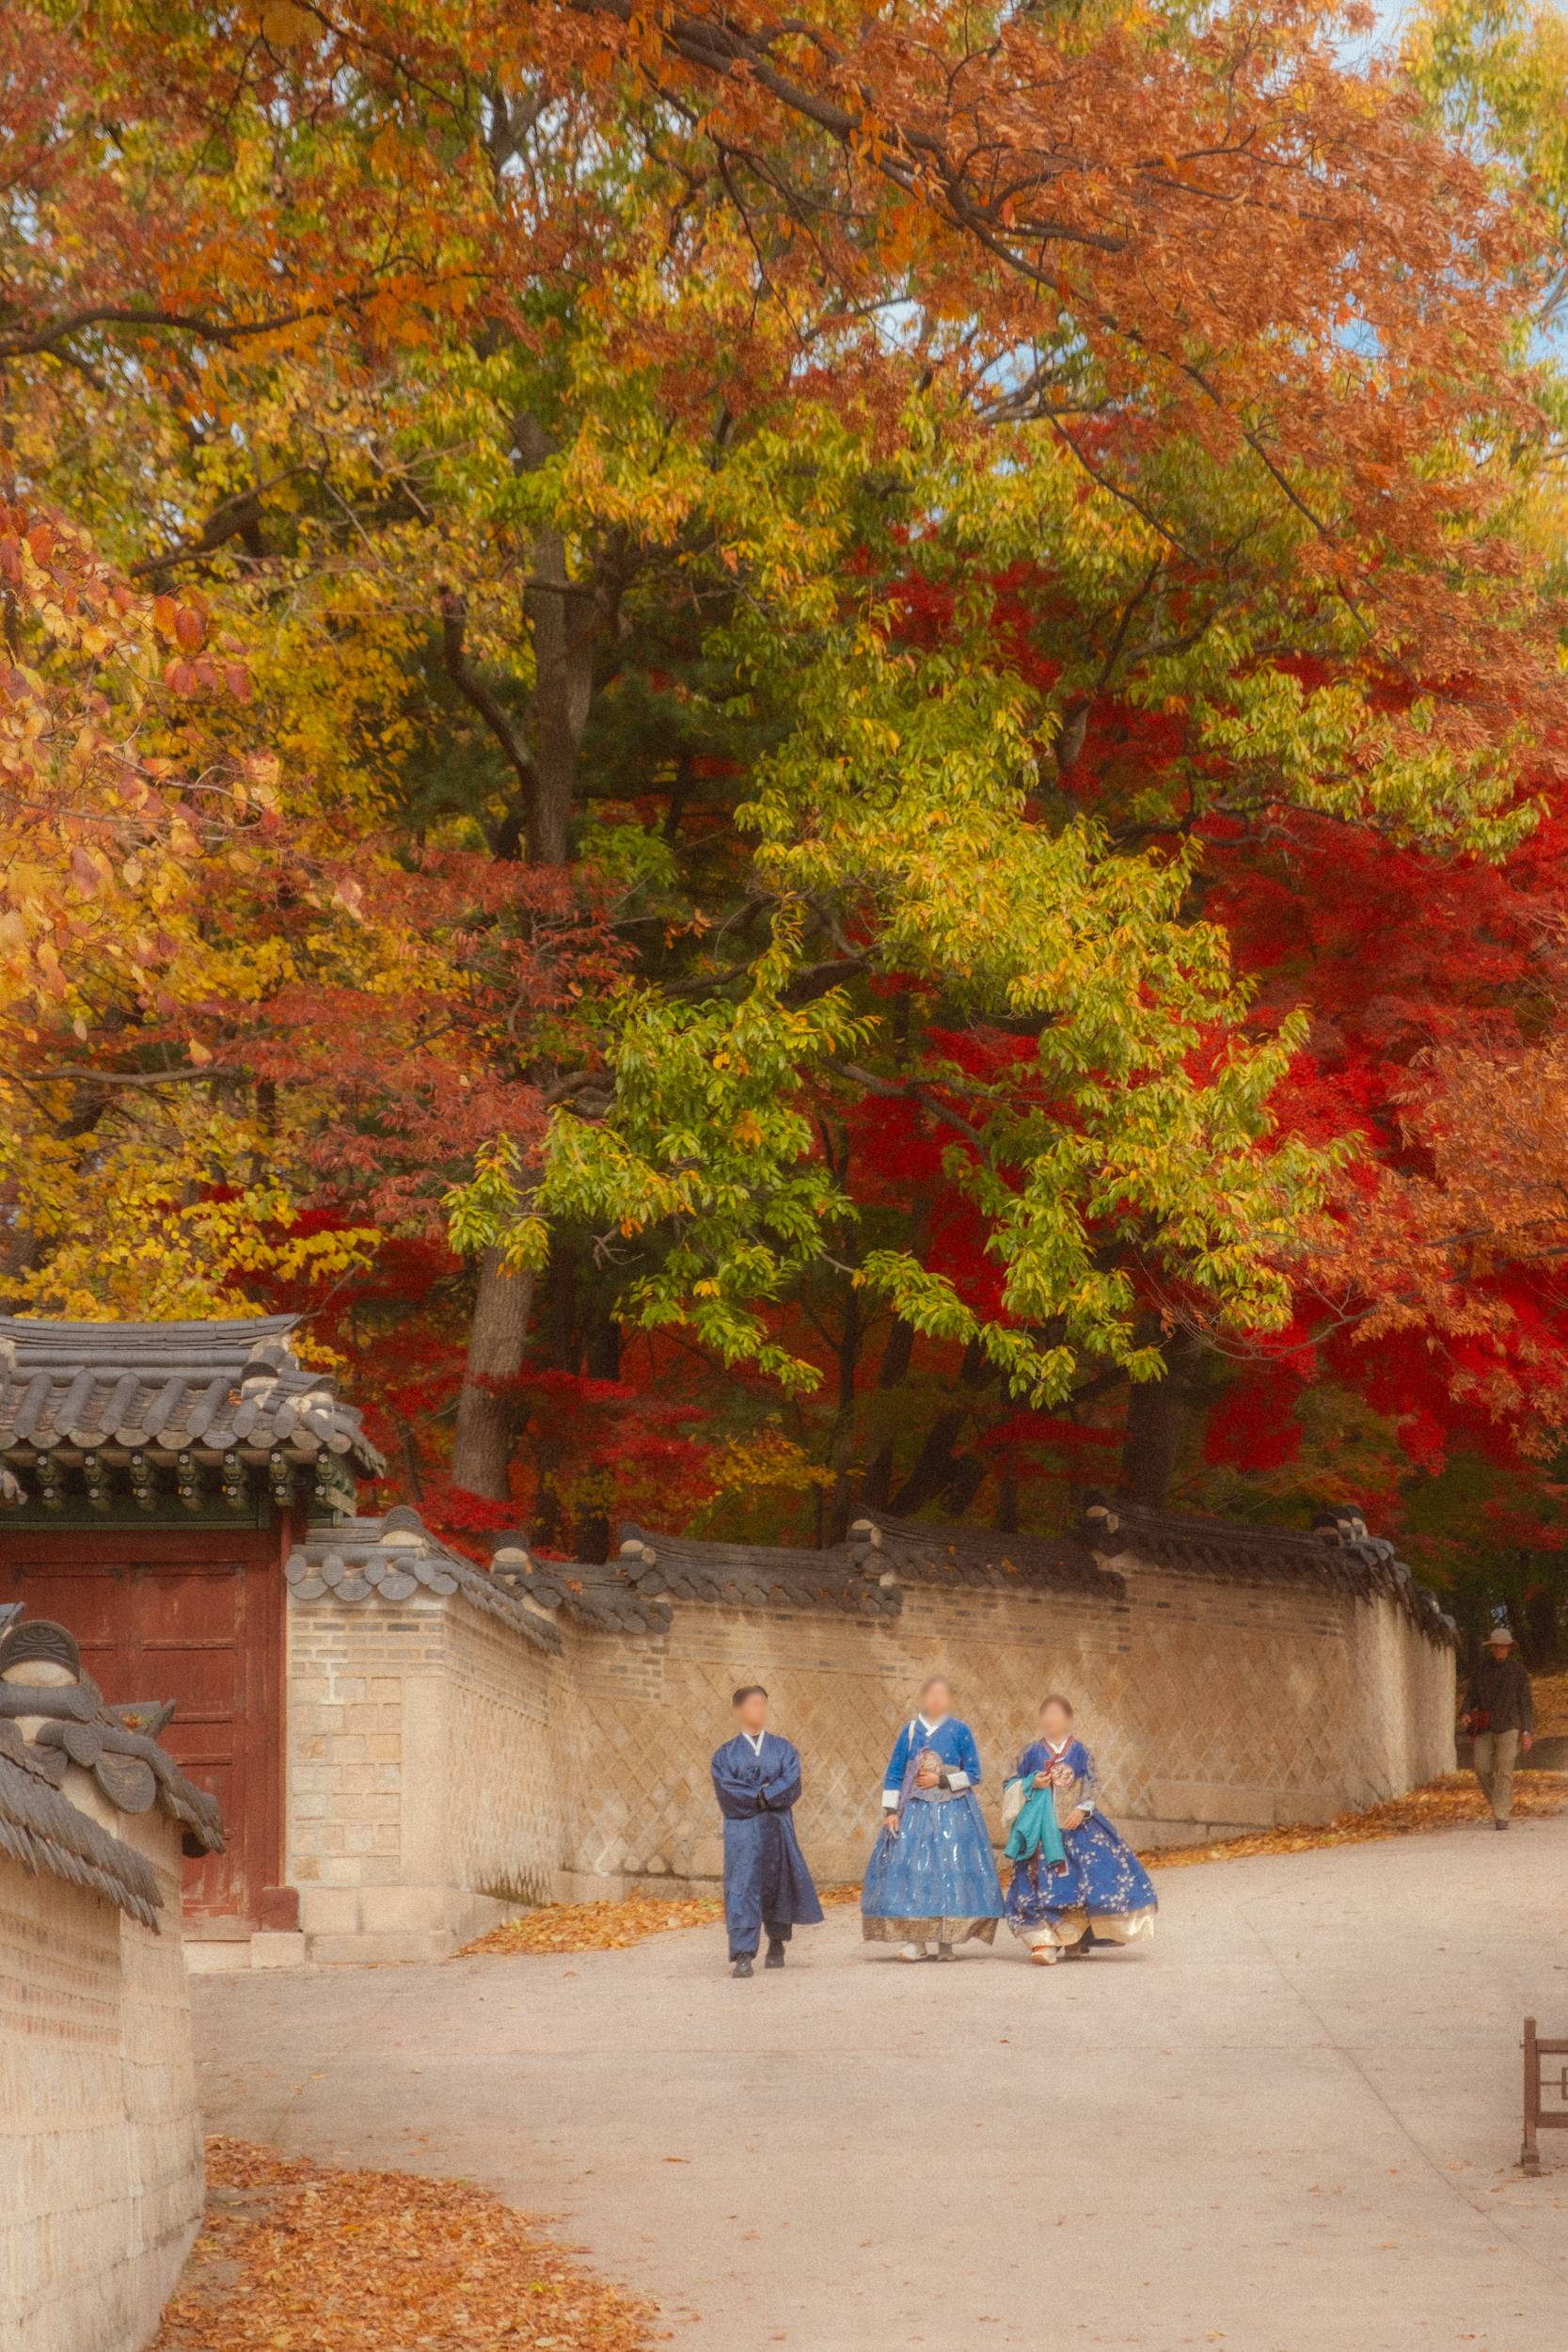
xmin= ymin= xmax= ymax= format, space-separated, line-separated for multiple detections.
xmin=194 ymin=1817 xmax=1568 ymax=2351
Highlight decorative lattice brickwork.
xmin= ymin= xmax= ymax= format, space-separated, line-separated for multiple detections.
xmin=544 ymin=1566 xmax=1454 ymax=1890
xmin=441 ymin=1603 xmax=558 ymax=1909
xmin=0 ymin=1810 xmax=201 ymax=2352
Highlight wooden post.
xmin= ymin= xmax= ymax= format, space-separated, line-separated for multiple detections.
xmin=1523 ymin=2016 xmax=1543 ymax=2175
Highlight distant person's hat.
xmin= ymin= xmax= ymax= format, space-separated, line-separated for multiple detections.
xmin=1486 ymin=1624 xmax=1517 ymax=1647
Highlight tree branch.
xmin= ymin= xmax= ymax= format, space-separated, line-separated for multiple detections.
xmin=437 ymin=586 xmax=540 ymax=851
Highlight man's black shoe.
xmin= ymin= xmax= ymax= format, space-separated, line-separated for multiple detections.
xmin=765 ymin=1941 xmax=786 ymax=1969
xmin=732 ymin=1956 xmax=754 ymax=1978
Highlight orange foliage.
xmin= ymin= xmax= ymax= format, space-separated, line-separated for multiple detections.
xmin=152 ymin=2138 xmax=661 ymax=2351
xmin=1145 ymin=1771 xmax=1568 ymax=1867
xmin=460 ymin=1884 xmax=861 ymax=1958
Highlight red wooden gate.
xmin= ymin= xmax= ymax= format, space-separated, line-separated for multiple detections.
xmin=0 ymin=1526 xmax=287 ymax=1930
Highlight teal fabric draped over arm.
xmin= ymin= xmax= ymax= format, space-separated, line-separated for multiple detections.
xmin=1004 ymin=1775 xmax=1068 ymax=1870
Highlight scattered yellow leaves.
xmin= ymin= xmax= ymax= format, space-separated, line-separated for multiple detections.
xmin=1530 ymin=1675 xmax=1568 ymax=1738
xmin=1144 ymin=1772 xmax=1568 ymax=1870
xmin=460 ymin=1884 xmax=862 ymax=1959
xmin=462 ymin=1896 xmax=724 ymax=1956
xmin=151 ymin=2137 xmax=662 ymax=2351
xmin=462 ymin=1779 xmax=1565 ymax=1961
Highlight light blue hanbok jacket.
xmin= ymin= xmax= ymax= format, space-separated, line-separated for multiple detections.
xmin=862 ymin=1714 xmax=1003 ymax=1939
xmin=879 ymin=1713 xmax=983 ymax=1807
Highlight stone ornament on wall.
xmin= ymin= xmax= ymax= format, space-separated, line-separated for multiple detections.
xmin=286 ymin=1505 xmax=562 ymax=1652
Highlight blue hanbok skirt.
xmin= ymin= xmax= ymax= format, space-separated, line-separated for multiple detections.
xmin=1005 ymin=1809 xmax=1157 ymax=1950
xmin=862 ymin=1788 xmax=1004 ymax=1947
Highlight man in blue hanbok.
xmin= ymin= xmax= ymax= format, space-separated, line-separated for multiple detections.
xmin=861 ymin=1676 xmax=1004 ymax=1960
xmin=711 ymin=1685 xmax=824 ymax=1979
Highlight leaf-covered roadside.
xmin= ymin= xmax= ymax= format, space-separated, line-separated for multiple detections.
xmin=1145 ymin=1771 xmax=1568 ymax=1870
xmin=459 ymin=1884 xmax=861 ymax=1958
xmin=151 ymin=2137 xmax=662 ymax=2352
xmin=457 ymin=1778 xmax=1568 ymax=1960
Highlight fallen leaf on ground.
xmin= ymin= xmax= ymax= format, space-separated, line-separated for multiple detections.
xmin=1142 ymin=1772 xmax=1568 ymax=1870
xmin=461 ymin=1776 xmax=1568 ymax=1957
xmin=151 ymin=2137 xmax=663 ymax=2351
xmin=1530 ymin=1675 xmax=1568 ymax=1738
xmin=460 ymin=1884 xmax=860 ymax=1959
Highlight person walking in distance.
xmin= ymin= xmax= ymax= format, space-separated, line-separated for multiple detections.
xmin=1463 ymin=1623 xmax=1534 ymax=1832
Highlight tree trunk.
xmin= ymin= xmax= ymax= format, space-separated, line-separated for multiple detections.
xmin=885 ymin=1338 xmax=990 ymax=1517
xmin=515 ymin=411 xmax=595 ymax=867
xmin=1117 ymin=1327 xmax=1193 ymax=1508
xmin=450 ymin=1248 xmax=535 ymax=1502
xmin=857 ymin=1196 xmax=929 ymax=1511
xmin=571 ymin=1311 xmax=622 ymax=1563
xmin=858 ymin=1315 xmax=916 ymax=1511
xmin=447 ymin=414 xmax=609 ymax=1496
xmin=825 ymin=1268 xmax=863 ymax=1545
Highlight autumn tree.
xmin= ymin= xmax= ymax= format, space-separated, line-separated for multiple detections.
xmin=6 ymin=0 xmax=1568 ymax=1546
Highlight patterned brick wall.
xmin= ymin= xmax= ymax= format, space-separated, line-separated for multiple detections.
xmin=546 ymin=1572 xmax=1455 ymax=1890
xmin=440 ymin=1601 xmax=558 ymax=1909
xmin=549 ymin=1582 xmax=1134 ymax=1889
xmin=0 ymin=1804 xmax=201 ymax=2352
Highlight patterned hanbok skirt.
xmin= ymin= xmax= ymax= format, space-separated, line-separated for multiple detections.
xmin=1005 ymin=1810 xmax=1157 ymax=1950
xmin=862 ymin=1788 xmax=1005 ymax=1947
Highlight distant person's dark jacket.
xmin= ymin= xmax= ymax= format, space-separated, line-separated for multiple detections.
xmin=1463 ymin=1652 xmax=1534 ymax=1736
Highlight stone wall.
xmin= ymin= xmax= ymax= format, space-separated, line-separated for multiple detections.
xmin=284 ymin=1518 xmax=564 ymax=1963
xmin=552 ymin=1577 xmax=1135 ymax=1892
xmin=550 ymin=1567 xmax=1455 ymax=1893
xmin=0 ymin=1801 xmax=203 ymax=2352
xmin=277 ymin=1506 xmax=1458 ymax=1957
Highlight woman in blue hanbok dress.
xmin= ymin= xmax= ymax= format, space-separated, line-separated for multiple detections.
xmin=1002 ymin=1694 xmax=1157 ymax=1965
xmin=862 ymin=1677 xmax=1004 ymax=1960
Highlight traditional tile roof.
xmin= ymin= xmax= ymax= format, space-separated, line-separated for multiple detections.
xmin=1081 ymin=1496 xmax=1456 ymax=1644
xmin=487 ymin=1509 xmax=1123 ymax=1630
xmin=0 ymin=1613 xmax=225 ymax=1927
xmin=487 ymin=1499 xmax=1449 ymax=1643
xmin=490 ymin=1542 xmax=674 ymax=1634
xmin=287 ymin=1508 xmax=562 ymax=1652
xmin=0 ymin=1726 xmax=164 ymax=1929
xmin=619 ymin=1524 xmax=903 ymax=1617
xmin=0 ymin=1313 xmax=385 ymax=1486
xmin=847 ymin=1511 xmax=1125 ymax=1601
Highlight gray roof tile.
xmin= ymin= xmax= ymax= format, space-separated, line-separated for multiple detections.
xmin=1081 ymin=1497 xmax=1455 ymax=1643
xmin=847 ymin=1511 xmax=1122 ymax=1600
xmin=0 ymin=1612 xmax=224 ymax=1925
xmin=0 ymin=1314 xmax=384 ymax=1474
xmin=287 ymin=1509 xmax=561 ymax=1652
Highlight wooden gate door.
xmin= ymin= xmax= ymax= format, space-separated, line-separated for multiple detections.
xmin=0 ymin=1527 xmax=284 ymax=1929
